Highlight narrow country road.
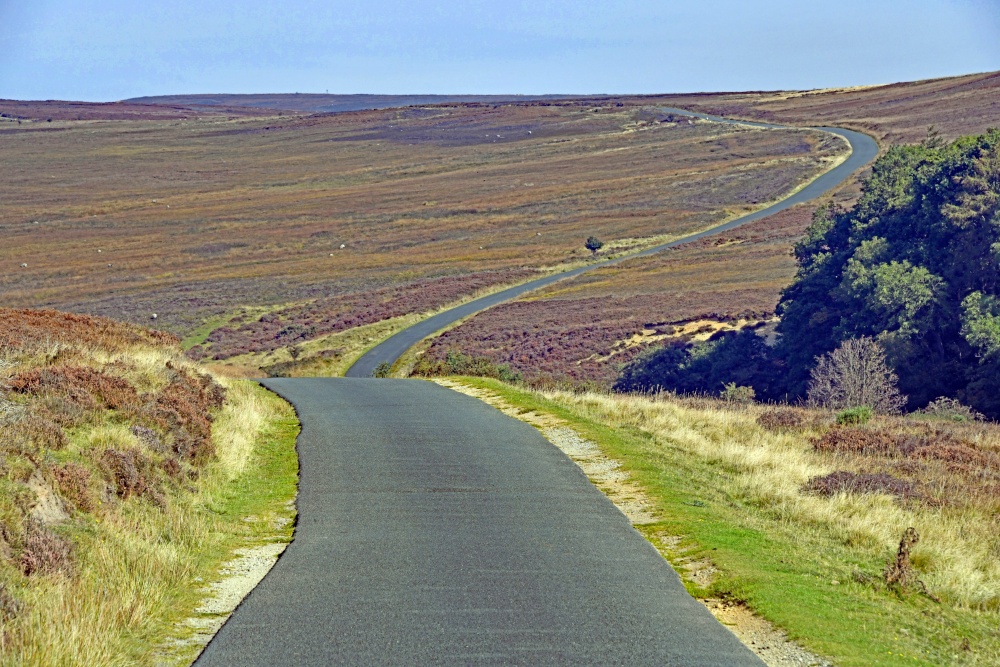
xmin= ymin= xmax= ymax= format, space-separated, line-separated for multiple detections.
xmin=195 ymin=379 xmax=765 ymax=666
xmin=347 ymin=113 xmax=878 ymax=377
xmin=195 ymin=110 xmax=879 ymax=665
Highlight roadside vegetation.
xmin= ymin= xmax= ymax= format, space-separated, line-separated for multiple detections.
xmin=451 ymin=377 xmax=999 ymax=666
xmin=0 ymin=309 xmax=298 ymax=666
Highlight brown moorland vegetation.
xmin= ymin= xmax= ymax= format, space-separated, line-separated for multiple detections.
xmin=124 ymin=93 xmax=579 ymax=114
xmin=415 ymin=204 xmax=812 ymax=386
xmin=641 ymin=69 xmax=1000 ymax=145
xmin=0 ymin=99 xmax=273 ymax=122
xmin=0 ymin=100 xmax=842 ymax=340
xmin=0 ymin=309 xmax=297 ymax=663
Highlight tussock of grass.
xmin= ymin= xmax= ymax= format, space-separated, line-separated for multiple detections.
xmin=460 ymin=378 xmax=1000 ymax=666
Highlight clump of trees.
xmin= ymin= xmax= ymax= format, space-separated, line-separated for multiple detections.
xmin=616 ymin=128 xmax=1000 ymax=418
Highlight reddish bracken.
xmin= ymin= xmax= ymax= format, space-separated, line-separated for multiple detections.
xmin=0 ymin=309 xmax=177 ymax=353
xmin=812 ymin=427 xmax=999 ymax=470
xmin=100 ymin=448 xmax=158 ymax=502
xmin=51 ymin=463 xmax=94 ymax=513
xmin=812 ymin=428 xmax=906 ymax=457
xmin=804 ymin=470 xmax=919 ymax=499
xmin=8 ymin=366 xmax=140 ymax=413
xmin=146 ymin=366 xmax=225 ymax=465
xmin=757 ymin=408 xmax=808 ymax=430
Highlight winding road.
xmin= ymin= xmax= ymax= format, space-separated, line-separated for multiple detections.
xmin=346 ymin=111 xmax=878 ymax=377
xmin=195 ymin=112 xmax=877 ymax=665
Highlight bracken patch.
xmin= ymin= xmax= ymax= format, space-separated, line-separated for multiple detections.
xmin=100 ymin=448 xmax=160 ymax=504
xmin=7 ymin=366 xmax=140 ymax=415
xmin=757 ymin=408 xmax=807 ymax=430
xmin=50 ymin=463 xmax=94 ymax=513
xmin=17 ymin=522 xmax=73 ymax=576
xmin=804 ymin=470 xmax=918 ymax=499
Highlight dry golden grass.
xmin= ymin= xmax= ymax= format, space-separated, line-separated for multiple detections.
xmin=547 ymin=391 xmax=1000 ymax=609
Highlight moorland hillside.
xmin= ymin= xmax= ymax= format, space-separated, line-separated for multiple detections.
xmin=647 ymin=69 xmax=1000 ymax=144
xmin=125 ymin=93 xmax=579 ymax=114
xmin=0 ymin=100 xmax=840 ymax=346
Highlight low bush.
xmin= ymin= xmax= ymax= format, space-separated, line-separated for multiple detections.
xmin=413 ymin=349 xmax=522 ymax=383
xmin=916 ymin=397 xmax=984 ymax=423
xmin=720 ymin=382 xmax=755 ymax=403
xmin=17 ymin=522 xmax=74 ymax=576
xmin=836 ymin=406 xmax=873 ymax=425
xmin=756 ymin=408 xmax=807 ymax=430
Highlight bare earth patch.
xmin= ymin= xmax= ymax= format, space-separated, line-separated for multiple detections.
xmin=435 ymin=378 xmax=828 ymax=667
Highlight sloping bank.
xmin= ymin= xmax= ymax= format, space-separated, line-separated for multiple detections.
xmin=0 ymin=309 xmax=298 ymax=666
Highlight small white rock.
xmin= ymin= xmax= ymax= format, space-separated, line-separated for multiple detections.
xmin=151 ymin=313 xmax=158 ymax=320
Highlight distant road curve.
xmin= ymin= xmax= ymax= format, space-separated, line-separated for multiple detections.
xmin=346 ymin=110 xmax=879 ymax=378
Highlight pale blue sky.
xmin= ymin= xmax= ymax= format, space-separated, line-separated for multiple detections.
xmin=1 ymin=0 xmax=997 ymax=101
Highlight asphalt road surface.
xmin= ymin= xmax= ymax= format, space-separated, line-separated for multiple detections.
xmin=346 ymin=114 xmax=878 ymax=377
xmin=195 ymin=378 xmax=765 ymax=666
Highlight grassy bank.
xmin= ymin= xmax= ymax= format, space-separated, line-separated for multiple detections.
xmin=452 ymin=377 xmax=1000 ymax=666
xmin=0 ymin=310 xmax=298 ymax=666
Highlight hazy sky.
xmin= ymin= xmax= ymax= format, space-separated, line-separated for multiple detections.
xmin=1 ymin=0 xmax=997 ymax=101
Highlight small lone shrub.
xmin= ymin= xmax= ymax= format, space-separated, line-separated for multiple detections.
xmin=720 ymin=383 xmax=755 ymax=403
xmin=585 ymin=236 xmax=604 ymax=254
xmin=373 ymin=361 xmax=392 ymax=378
xmin=916 ymin=397 xmax=983 ymax=423
xmin=837 ymin=406 xmax=873 ymax=425
xmin=883 ymin=527 xmax=939 ymax=601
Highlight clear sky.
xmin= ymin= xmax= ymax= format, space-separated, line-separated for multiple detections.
xmin=1 ymin=0 xmax=997 ymax=101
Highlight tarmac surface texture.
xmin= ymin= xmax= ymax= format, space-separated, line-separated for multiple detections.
xmin=194 ymin=378 xmax=764 ymax=666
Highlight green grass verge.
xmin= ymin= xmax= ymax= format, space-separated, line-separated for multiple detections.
xmin=456 ymin=377 xmax=996 ymax=667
